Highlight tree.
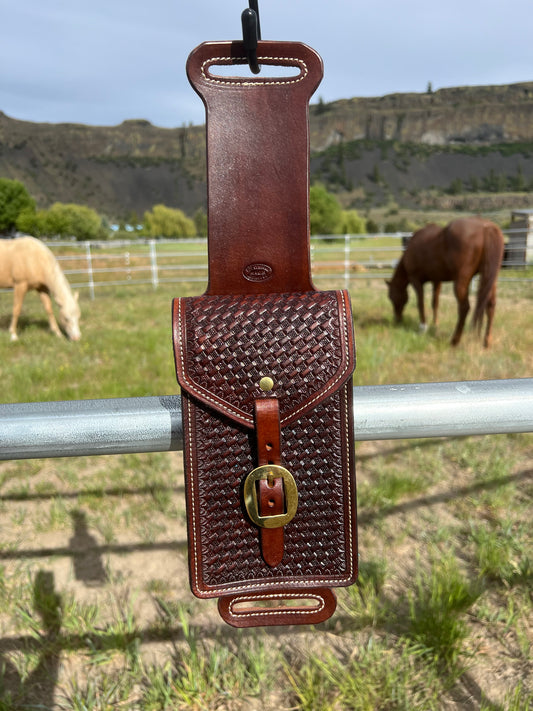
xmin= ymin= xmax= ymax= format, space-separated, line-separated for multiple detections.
xmin=15 ymin=207 xmax=43 ymax=235
xmin=309 ymin=184 xmax=342 ymax=235
xmin=469 ymin=176 xmax=480 ymax=192
xmin=448 ymin=178 xmax=463 ymax=195
xmin=143 ymin=204 xmax=196 ymax=238
xmin=510 ymin=164 xmax=526 ymax=192
xmin=0 ymin=178 xmax=35 ymax=233
xmin=47 ymin=203 xmax=104 ymax=240
xmin=366 ymin=217 xmax=379 ymax=234
xmin=370 ymin=163 xmax=382 ymax=185
xmin=17 ymin=202 xmax=105 ymax=240
xmin=340 ymin=209 xmax=366 ymax=234
xmin=315 ymin=96 xmax=328 ymax=115
xmin=193 ymin=208 xmax=208 ymax=237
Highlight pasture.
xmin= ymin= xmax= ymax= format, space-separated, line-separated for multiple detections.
xmin=0 ymin=273 xmax=531 ymax=710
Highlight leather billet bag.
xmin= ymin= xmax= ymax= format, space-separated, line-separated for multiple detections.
xmin=172 ymin=38 xmax=357 ymax=627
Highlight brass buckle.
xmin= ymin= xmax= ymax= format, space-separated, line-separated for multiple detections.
xmin=244 ymin=465 xmax=298 ymax=529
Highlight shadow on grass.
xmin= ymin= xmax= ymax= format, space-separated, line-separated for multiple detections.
xmin=353 ymin=314 xmax=391 ymax=328
xmin=0 ymin=314 xmax=51 ymax=335
xmin=0 ymin=482 xmax=185 ymax=502
xmin=0 ymin=538 xmax=188 ymax=561
xmin=0 ymin=570 xmax=61 ymax=709
xmin=358 ymin=466 xmax=532 ymax=525
xmin=356 ymin=436 xmax=446 ymax=462
xmin=0 ymin=465 xmax=530 ymax=707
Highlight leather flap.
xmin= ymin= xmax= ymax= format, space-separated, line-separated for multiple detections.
xmin=172 ymin=290 xmax=355 ymax=429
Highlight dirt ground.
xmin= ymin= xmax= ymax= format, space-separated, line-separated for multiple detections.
xmin=0 ymin=435 xmax=531 ymax=709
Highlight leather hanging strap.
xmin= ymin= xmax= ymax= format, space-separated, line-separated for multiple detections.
xmin=254 ymin=398 xmax=284 ymax=567
xmin=186 ymin=40 xmax=323 ymax=296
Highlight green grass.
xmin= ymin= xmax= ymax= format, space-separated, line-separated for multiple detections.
xmin=0 ymin=271 xmax=531 ymax=709
xmin=407 ymin=551 xmax=482 ymax=668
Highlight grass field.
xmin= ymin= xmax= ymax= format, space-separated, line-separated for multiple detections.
xmin=0 ymin=271 xmax=531 ymax=710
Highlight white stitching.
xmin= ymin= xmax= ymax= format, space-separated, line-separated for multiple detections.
xmin=228 ymin=593 xmax=325 ymax=618
xmin=201 ymin=56 xmax=308 ymax=86
xmin=177 ymin=293 xmax=353 ymax=428
xmin=190 ymin=383 xmax=355 ymax=596
xmin=177 ymin=299 xmax=253 ymax=426
xmin=185 ymin=397 xmax=200 ymax=587
xmin=280 ymin=291 xmax=350 ymax=425
xmin=342 ymin=383 xmax=354 ymax=580
xmin=181 ymin=291 xmax=356 ymax=597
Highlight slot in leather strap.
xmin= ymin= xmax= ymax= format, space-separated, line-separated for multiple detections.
xmin=186 ymin=40 xmax=323 ymax=295
xmin=254 ymin=398 xmax=284 ymax=567
xmin=218 ymin=587 xmax=337 ymax=628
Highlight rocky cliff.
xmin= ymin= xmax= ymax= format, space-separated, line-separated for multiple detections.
xmin=310 ymin=82 xmax=533 ymax=149
xmin=1 ymin=81 xmax=533 ymax=219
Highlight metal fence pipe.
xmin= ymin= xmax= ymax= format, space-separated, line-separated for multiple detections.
xmin=0 ymin=379 xmax=531 ymax=462
xmin=354 ymin=378 xmax=533 ymax=441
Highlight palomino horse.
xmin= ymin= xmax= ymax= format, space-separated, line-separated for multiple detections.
xmin=386 ymin=217 xmax=504 ymax=347
xmin=0 ymin=236 xmax=81 ymax=341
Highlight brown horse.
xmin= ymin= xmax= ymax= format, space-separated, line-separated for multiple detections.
xmin=386 ymin=217 xmax=504 ymax=347
xmin=0 ymin=236 xmax=81 ymax=341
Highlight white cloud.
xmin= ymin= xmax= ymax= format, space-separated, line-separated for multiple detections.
xmin=1 ymin=0 xmax=532 ymax=127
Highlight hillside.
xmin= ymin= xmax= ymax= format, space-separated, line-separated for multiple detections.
xmin=1 ymin=81 xmax=533 ymax=220
xmin=310 ymin=82 xmax=533 ymax=149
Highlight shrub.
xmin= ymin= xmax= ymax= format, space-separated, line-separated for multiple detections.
xmin=142 ymin=204 xmax=196 ymax=238
xmin=309 ymin=184 xmax=342 ymax=235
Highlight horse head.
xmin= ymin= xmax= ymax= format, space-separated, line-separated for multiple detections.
xmin=386 ymin=278 xmax=408 ymax=323
xmin=59 ymin=291 xmax=81 ymax=341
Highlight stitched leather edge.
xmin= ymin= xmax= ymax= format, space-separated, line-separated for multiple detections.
xmin=172 ymin=290 xmax=355 ymax=430
xmin=217 ymin=587 xmax=337 ymax=627
xmin=185 ymin=382 xmax=357 ymax=599
xmin=201 ymin=56 xmax=308 ymax=86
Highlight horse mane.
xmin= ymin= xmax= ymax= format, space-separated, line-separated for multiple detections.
xmin=48 ymin=255 xmax=74 ymax=307
xmin=391 ymin=254 xmax=409 ymax=287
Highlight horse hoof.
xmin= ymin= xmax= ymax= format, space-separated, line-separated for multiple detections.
xmin=418 ymin=323 xmax=428 ymax=334
xmin=10 ymin=333 xmax=18 ymax=342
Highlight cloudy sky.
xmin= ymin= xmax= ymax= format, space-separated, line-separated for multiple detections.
xmin=1 ymin=0 xmax=532 ymax=129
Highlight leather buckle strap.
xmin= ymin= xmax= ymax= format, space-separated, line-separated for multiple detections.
xmin=252 ymin=398 xmax=286 ymax=567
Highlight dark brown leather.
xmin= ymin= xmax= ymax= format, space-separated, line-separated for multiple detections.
xmin=186 ymin=40 xmax=322 ymax=296
xmin=173 ymin=290 xmax=355 ymax=428
xmin=172 ymin=39 xmax=357 ymax=627
xmin=255 ymin=398 xmax=284 ymax=568
xmin=172 ymin=291 xmax=356 ymax=605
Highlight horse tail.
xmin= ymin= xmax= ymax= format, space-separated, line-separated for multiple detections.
xmin=472 ymin=224 xmax=504 ymax=332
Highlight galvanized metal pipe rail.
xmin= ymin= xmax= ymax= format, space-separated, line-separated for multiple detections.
xmin=0 ymin=379 xmax=531 ymax=461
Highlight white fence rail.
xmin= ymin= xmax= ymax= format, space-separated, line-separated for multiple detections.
xmin=1 ymin=379 xmax=532 ymax=461
xmin=26 ymin=232 xmax=530 ymax=299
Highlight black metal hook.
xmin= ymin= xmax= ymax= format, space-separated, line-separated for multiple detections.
xmin=241 ymin=0 xmax=262 ymax=74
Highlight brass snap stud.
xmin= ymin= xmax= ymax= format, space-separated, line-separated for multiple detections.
xmin=259 ymin=376 xmax=274 ymax=392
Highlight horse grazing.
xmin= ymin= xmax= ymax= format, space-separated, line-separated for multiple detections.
xmin=387 ymin=217 xmax=504 ymax=347
xmin=0 ymin=236 xmax=81 ymax=341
